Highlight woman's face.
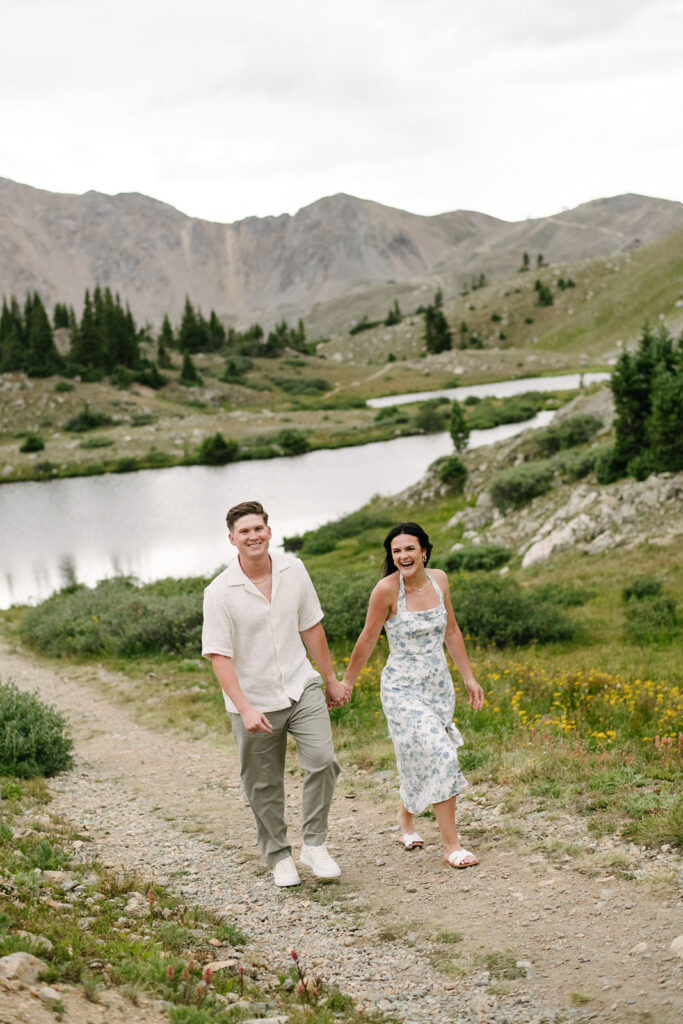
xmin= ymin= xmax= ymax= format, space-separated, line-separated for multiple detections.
xmin=390 ymin=533 xmax=425 ymax=579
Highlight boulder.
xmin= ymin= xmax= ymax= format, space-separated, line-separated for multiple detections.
xmin=0 ymin=951 xmax=48 ymax=984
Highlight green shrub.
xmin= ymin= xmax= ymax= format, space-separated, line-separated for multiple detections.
xmin=595 ymin=444 xmax=623 ymax=484
xmin=553 ymin=447 xmax=602 ymax=481
xmin=623 ymin=595 xmax=678 ymax=645
xmin=415 ymin=400 xmax=450 ymax=432
xmin=436 ymin=544 xmax=511 ymax=572
xmin=54 ymin=381 xmax=74 ymax=393
xmin=453 ymin=577 xmax=576 ymax=646
xmin=310 ymin=569 xmax=377 ymax=642
xmin=622 ymin=576 xmax=662 ymax=602
xmin=277 ymin=429 xmax=310 ymax=455
xmin=197 ymin=433 xmax=239 ymax=465
xmin=467 ymin=392 xmax=547 ymax=430
xmin=65 ymin=404 xmax=116 ymax=432
xmin=297 ymin=508 xmax=396 ymax=556
xmin=131 ymin=413 xmax=157 ymax=427
xmin=489 ymin=460 xmax=555 ymax=511
xmin=19 ymin=434 xmax=44 ymax=453
xmin=0 ymin=680 xmax=73 ymax=778
xmin=79 ymin=436 xmax=114 ymax=449
xmin=272 ymin=376 xmax=330 ymax=394
xmin=534 ymin=415 xmax=602 ymax=456
xmin=438 ymin=455 xmax=468 ymax=492
xmin=20 ymin=577 xmax=204 ymax=658
xmin=374 ymin=405 xmax=409 ymax=424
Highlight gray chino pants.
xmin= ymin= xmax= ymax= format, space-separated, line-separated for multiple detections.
xmin=229 ymin=682 xmax=341 ymax=867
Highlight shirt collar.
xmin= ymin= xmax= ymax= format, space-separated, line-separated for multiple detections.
xmin=224 ymin=549 xmax=290 ymax=587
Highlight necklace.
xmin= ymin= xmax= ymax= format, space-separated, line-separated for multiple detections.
xmin=405 ymin=578 xmax=428 ymax=593
xmin=248 ymin=563 xmax=272 ymax=585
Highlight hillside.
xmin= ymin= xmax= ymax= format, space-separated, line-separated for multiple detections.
xmin=1 ymin=176 xmax=681 ymax=332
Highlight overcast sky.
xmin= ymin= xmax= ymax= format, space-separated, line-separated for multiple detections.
xmin=3 ymin=0 xmax=682 ymax=224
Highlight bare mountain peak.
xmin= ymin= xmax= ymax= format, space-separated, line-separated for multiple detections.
xmin=0 ymin=177 xmax=681 ymax=329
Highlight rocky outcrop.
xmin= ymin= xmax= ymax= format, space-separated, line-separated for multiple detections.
xmin=450 ymin=473 xmax=683 ymax=566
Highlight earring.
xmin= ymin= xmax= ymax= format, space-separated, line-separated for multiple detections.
xmin=423 ymin=555 xmax=427 ymax=563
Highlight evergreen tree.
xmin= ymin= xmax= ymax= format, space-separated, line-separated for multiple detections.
xmin=208 ymin=310 xmax=226 ymax=351
xmin=519 ymin=252 xmax=530 ymax=272
xmin=53 ymin=303 xmax=70 ymax=329
xmin=157 ymin=315 xmax=174 ymax=368
xmin=0 ymin=296 xmax=24 ymax=372
xmin=385 ymin=300 xmax=402 ymax=326
xmin=69 ymin=289 xmax=104 ymax=373
xmin=423 ymin=305 xmax=452 ymax=354
xmin=449 ymin=400 xmax=470 ymax=452
xmin=26 ymin=292 xmax=62 ymax=376
xmin=647 ymin=355 xmax=683 ymax=472
xmin=434 ymin=286 xmax=444 ymax=308
xmin=534 ymin=280 xmax=554 ymax=306
xmin=178 ymin=297 xmax=210 ymax=353
xmin=179 ymin=352 xmax=202 ymax=385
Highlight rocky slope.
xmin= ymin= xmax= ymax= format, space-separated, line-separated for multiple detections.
xmin=2 ymin=176 xmax=682 ymax=331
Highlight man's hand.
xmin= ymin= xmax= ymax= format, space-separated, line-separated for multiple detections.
xmin=240 ymin=705 xmax=273 ymax=733
xmin=325 ymin=677 xmax=351 ymax=708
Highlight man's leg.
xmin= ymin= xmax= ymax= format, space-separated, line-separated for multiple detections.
xmin=229 ymin=709 xmax=291 ymax=867
xmin=287 ymin=683 xmax=340 ymax=847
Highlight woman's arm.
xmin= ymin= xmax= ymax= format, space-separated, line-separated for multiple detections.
xmin=341 ymin=577 xmax=396 ymax=696
xmin=433 ymin=569 xmax=485 ymax=711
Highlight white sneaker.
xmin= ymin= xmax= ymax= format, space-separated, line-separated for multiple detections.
xmin=299 ymin=844 xmax=341 ymax=878
xmin=272 ymin=856 xmax=301 ymax=887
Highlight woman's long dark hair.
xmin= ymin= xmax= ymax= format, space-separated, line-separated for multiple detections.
xmin=382 ymin=522 xmax=433 ymax=577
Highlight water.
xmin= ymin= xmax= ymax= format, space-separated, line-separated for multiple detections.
xmin=0 ymin=370 xmax=602 ymax=608
xmin=366 ymin=371 xmax=610 ymax=408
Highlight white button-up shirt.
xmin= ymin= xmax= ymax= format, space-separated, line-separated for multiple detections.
xmin=202 ymin=550 xmax=324 ymax=714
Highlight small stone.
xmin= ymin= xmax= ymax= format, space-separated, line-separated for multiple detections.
xmin=375 ymin=858 xmax=386 ymax=867
xmin=0 ymin=951 xmax=48 ymax=984
xmin=629 ymin=942 xmax=648 ymax=955
xmin=516 ymin=960 xmax=532 ymax=969
xmin=670 ymin=935 xmax=683 ymax=958
xmin=37 ymin=985 xmax=61 ymax=1003
xmin=205 ymin=959 xmax=238 ymax=973
xmin=661 ymin=844 xmax=671 ymax=853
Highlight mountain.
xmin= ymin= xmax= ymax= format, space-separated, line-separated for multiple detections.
xmin=1 ymin=176 xmax=681 ymax=330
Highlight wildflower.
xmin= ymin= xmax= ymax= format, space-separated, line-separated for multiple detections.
xmin=203 ymin=966 xmax=212 ymax=985
xmin=166 ymin=965 xmax=174 ymax=981
xmin=291 ymin=949 xmax=299 ymax=962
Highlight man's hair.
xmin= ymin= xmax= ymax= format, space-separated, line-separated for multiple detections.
xmin=226 ymin=500 xmax=269 ymax=532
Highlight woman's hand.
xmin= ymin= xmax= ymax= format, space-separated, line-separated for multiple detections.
xmin=464 ymin=678 xmax=485 ymax=712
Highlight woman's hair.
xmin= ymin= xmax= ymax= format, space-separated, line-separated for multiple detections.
xmin=382 ymin=522 xmax=433 ymax=577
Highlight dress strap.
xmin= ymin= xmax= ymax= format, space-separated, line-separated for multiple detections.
xmin=425 ymin=569 xmax=444 ymax=605
xmin=397 ymin=571 xmax=406 ymax=609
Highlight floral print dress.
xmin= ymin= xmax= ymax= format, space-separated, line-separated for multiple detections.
xmin=381 ymin=570 xmax=468 ymax=814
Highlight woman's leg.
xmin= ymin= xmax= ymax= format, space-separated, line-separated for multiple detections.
xmin=433 ymin=796 xmax=478 ymax=865
xmin=397 ymin=801 xmax=417 ymax=835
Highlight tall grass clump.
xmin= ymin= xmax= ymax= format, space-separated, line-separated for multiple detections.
xmin=0 ymin=680 xmax=73 ymax=777
xmin=20 ymin=577 xmax=204 ymax=658
xmin=622 ymin=576 xmax=678 ymax=645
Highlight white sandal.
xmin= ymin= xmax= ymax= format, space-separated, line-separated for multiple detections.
xmin=445 ymin=848 xmax=479 ymax=869
xmin=399 ymin=832 xmax=424 ymax=850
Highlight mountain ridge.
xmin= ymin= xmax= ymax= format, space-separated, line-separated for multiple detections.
xmin=1 ymin=176 xmax=681 ymax=330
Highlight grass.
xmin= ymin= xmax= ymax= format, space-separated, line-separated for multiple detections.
xmin=0 ymin=779 xmax=390 ymax=1024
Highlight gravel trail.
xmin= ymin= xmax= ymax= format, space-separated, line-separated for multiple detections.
xmin=3 ymin=643 xmax=681 ymax=1024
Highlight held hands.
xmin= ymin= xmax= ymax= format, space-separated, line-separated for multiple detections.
xmin=465 ymin=677 xmax=485 ymax=713
xmin=325 ymin=676 xmax=353 ymax=708
xmin=240 ymin=705 xmax=273 ymax=734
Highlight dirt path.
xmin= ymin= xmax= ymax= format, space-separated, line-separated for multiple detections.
xmin=3 ymin=643 xmax=681 ymax=1023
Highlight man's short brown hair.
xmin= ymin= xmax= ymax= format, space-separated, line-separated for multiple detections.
xmin=226 ymin=500 xmax=269 ymax=532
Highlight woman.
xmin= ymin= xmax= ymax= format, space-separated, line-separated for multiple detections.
xmin=341 ymin=522 xmax=484 ymax=868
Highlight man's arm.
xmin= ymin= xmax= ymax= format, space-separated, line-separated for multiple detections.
xmin=300 ymin=622 xmax=348 ymax=706
xmin=208 ymin=653 xmax=273 ymax=733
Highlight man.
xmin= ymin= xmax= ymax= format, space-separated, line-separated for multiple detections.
xmin=202 ymin=499 xmax=348 ymax=887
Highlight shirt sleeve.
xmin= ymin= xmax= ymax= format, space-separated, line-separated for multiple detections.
xmin=296 ymin=559 xmax=324 ymax=632
xmin=201 ymin=584 xmax=234 ymax=659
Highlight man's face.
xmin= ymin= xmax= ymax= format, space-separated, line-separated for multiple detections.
xmin=229 ymin=514 xmax=271 ymax=559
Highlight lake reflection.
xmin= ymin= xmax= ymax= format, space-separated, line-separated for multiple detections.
xmin=0 ymin=407 xmax=561 ymax=607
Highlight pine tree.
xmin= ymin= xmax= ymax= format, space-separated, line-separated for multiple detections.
xmin=519 ymin=252 xmax=530 ymax=272
xmin=53 ymin=303 xmax=70 ymax=329
xmin=0 ymin=296 xmax=25 ymax=372
xmin=179 ymin=352 xmax=202 ymax=385
xmin=208 ymin=310 xmax=226 ymax=351
xmin=449 ymin=400 xmax=470 ymax=452
xmin=26 ymin=292 xmax=62 ymax=376
xmin=157 ymin=315 xmax=174 ymax=368
xmin=423 ymin=305 xmax=452 ymax=354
